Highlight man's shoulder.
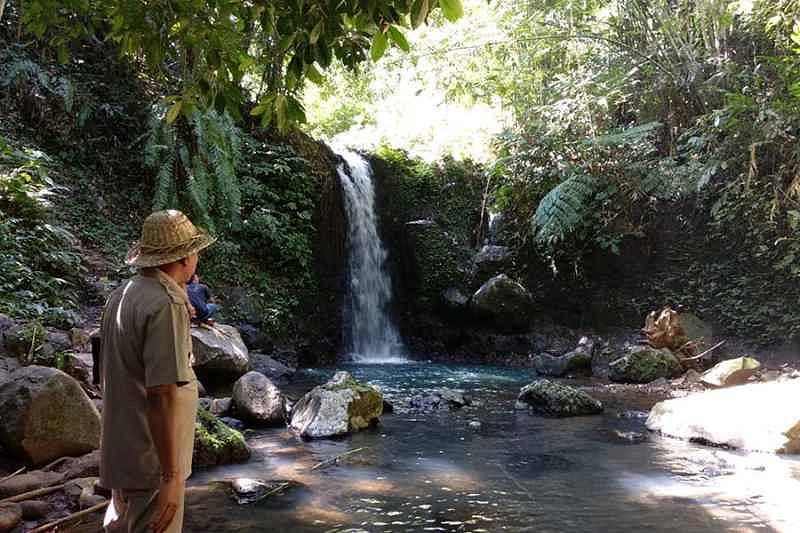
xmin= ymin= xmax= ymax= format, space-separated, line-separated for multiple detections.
xmin=110 ymin=275 xmax=175 ymax=311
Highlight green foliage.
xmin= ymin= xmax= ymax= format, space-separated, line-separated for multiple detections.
xmin=18 ymin=0 xmax=463 ymax=133
xmin=0 ymin=136 xmax=82 ymax=326
xmin=197 ymin=139 xmax=318 ymax=338
xmin=145 ymin=107 xmax=243 ymax=232
xmin=533 ymin=173 xmax=600 ymax=246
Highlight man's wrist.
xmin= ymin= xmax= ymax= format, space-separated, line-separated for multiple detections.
xmin=161 ymin=469 xmax=179 ymax=482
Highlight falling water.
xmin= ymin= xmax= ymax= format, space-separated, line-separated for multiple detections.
xmin=334 ymin=147 xmax=406 ymax=363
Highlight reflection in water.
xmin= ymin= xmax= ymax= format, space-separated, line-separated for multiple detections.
xmin=186 ymin=364 xmax=799 ymax=532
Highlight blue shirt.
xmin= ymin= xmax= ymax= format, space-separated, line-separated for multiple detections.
xmin=187 ymin=282 xmax=211 ymax=319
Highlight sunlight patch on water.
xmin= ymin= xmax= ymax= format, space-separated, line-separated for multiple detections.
xmin=619 ymin=448 xmax=800 ymax=532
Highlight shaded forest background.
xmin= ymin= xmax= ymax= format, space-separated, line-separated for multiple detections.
xmin=2 ymin=0 xmax=800 ymax=355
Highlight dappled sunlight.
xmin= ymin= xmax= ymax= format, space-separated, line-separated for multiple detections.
xmin=620 ymin=441 xmax=800 ymax=532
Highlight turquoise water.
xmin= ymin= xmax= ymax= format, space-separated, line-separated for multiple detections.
xmin=186 ymin=364 xmax=800 ymax=532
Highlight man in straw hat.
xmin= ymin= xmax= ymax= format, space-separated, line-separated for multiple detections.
xmin=99 ymin=210 xmax=215 ymax=533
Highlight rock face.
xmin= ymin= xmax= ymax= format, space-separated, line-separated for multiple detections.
xmin=0 ymin=366 xmax=101 ymax=464
xmin=472 ymin=245 xmax=513 ymax=282
xmin=0 ymin=356 xmax=20 ymax=384
xmin=608 ymin=345 xmax=684 ymax=383
xmin=191 ymin=324 xmax=249 ymax=378
xmin=470 ymin=274 xmax=533 ymax=331
xmin=249 ymin=352 xmax=295 ymax=382
xmin=646 ymin=381 xmax=800 ymax=454
xmin=403 ymin=220 xmax=468 ymax=309
xmin=232 ymin=371 xmax=285 ymax=426
xmin=517 ymin=380 xmax=603 ymax=417
xmin=409 ymin=388 xmax=471 ymax=411
xmin=534 ymin=337 xmax=594 ymax=377
xmin=193 ymin=408 xmax=251 ymax=469
xmin=701 ymin=357 xmax=760 ymax=388
xmin=290 ymin=371 xmax=383 ymax=438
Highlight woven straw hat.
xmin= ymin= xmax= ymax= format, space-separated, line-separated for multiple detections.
xmin=125 ymin=210 xmax=216 ymax=267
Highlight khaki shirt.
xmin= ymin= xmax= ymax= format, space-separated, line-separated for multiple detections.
xmin=99 ymin=270 xmax=198 ymax=489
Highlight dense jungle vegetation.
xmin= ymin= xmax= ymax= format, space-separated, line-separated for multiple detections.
xmin=2 ymin=0 xmax=800 ymax=345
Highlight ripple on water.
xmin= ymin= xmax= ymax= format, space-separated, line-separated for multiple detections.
xmin=186 ymin=363 xmax=800 ymax=532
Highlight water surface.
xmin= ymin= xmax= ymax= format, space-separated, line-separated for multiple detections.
xmin=186 ymin=364 xmax=800 ymax=532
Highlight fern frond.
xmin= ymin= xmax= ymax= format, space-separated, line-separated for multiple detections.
xmin=533 ymin=173 xmax=599 ymax=243
xmin=589 ymin=121 xmax=663 ymax=147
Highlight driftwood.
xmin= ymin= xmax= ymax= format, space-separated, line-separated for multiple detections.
xmin=682 ymin=340 xmax=726 ymax=362
xmin=0 ymin=483 xmax=64 ymax=504
xmin=310 ymin=446 xmax=367 ymax=471
xmin=0 ymin=467 xmax=25 ymax=485
xmin=28 ymin=500 xmax=109 ymax=533
xmin=42 ymin=456 xmax=70 ymax=471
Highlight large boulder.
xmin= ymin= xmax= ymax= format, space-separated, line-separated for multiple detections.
xmin=646 ymin=381 xmax=800 ymax=454
xmin=701 ymin=357 xmax=760 ymax=388
xmin=193 ymin=408 xmax=251 ymax=469
xmin=533 ymin=337 xmax=594 ymax=377
xmin=249 ymin=352 xmax=295 ymax=382
xmin=516 ymin=380 xmax=603 ymax=417
xmin=608 ymin=345 xmax=684 ymax=384
xmin=231 ymin=371 xmax=285 ymax=426
xmin=470 ymin=274 xmax=533 ymax=331
xmin=0 ymin=366 xmax=101 ymax=464
xmin=290 ymin=371 xmax=383 ymax=438
xmin=191 ymin=324 xmax=249 ymax=378
xmin=472 ymin=245 xmax=513 ymax=282
xmin=0 ymin=357 xmax=20 ymax=384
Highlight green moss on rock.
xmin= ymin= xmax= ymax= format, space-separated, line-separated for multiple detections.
xmin=193 ymin=407 xmax=250 ymax=469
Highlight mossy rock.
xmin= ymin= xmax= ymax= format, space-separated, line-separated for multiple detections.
xmin=193 ymin=407 xmax=251 ymax=469
xmin=0 ymin=366 xmax=100 ymax=464
xmin=608 ymin=345 xmax=684 ymax=384
xmin=403 ymin=220 xmax=469 ymax=308
xmin=2 ymin=322 xmax=45 ymax=359
xmin=290 ymin=371 xmax=383 ymax=438
xmin=517 ymin=379 xmax=603 ymax=417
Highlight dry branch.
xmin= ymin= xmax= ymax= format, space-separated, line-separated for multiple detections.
xmin=29 ymin=500 xmax=109 ymax=533
xmin=0 ymin=483 xmax=64 ymax=504
xmin=0 ymin=467 xmax=26 ymax=485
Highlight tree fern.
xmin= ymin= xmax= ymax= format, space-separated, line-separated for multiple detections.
xmin=143 ymin=106 xmax=243 ymax=231
xmin=533 ymin=173 xmax=599 ymax=244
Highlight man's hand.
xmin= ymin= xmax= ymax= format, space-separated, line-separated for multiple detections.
xmin=145 ymin=384 xmax=179 ymax=533
xmin=148 ymin=475 xmax=183 ymax=533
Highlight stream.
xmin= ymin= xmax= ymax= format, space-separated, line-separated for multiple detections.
xmin=185 ymin=364 xmax=800 ymax=532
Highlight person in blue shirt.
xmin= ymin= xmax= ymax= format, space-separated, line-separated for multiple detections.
xmin=187 ymin=274 xmax=219 ymax=325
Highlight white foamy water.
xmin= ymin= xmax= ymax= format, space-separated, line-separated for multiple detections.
xmin=334 ymin=147 xmax=406 ymax=363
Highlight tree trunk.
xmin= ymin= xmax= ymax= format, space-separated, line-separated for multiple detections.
xmin=0 ymin=0 xmax=6 ymax=24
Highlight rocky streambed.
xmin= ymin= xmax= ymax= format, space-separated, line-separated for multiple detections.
xmin=1 ymin=313 xmax=799 ymax=532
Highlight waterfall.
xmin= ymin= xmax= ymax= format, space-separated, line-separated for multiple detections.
xmin=334 ymin=147 xmax=406 ymax=363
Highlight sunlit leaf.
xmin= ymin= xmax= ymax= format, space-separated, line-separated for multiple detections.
xmin=439 ymin=0 xmax=463 ymax=22
xmin=370 ymin=32 xmax=389 ymax=62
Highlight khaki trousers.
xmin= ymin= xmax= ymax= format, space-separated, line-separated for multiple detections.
xmin=103 ymin=485 xmax=186 ymax=533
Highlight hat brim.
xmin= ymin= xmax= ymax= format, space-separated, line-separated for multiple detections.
xmin=125 ymin=232 xmax=217 ymax=268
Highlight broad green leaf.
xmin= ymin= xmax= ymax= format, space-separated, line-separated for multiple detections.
xmin=388 ymin=26 xmax=410 ymax=52
xmin=166 ymin=101 xmax=183 ymax=124
xmin=310 ymin=20 xmax=324 ymax=44
xmin=370 ymin=32 xmax=389 ymax=62
xmin=439 ymin=0 xmax=463 ymax=22
xmin=411 ymin=0 xmax=430 ymax=29
xmin=306 ymin=63 xmax=325 ymax=85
